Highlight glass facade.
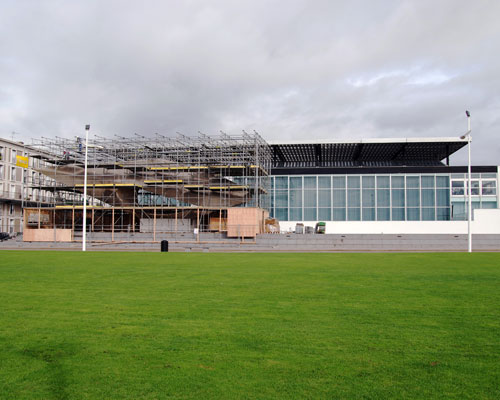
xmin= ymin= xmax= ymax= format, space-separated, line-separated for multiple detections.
xmin=450 ymin=173 xmax=498 ymax=220
xmin=269 ymin=173 xmax=498 ymax=221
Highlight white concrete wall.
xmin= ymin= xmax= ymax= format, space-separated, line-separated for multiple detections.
xmin=280 ymin=209 xmax=500 ymax=235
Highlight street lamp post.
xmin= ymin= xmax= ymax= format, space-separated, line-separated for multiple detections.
xmin=82 ymin=125 xmax=90 ymax=251
xmin=461 ymin=111 xmax=472 ymax=253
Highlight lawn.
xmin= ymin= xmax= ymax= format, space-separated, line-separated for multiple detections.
xmin=0 ymin=251 xmax=499 ymax=399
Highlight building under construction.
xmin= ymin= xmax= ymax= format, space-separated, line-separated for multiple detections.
xmin=23 ymin=132 xmax=272 ymax=242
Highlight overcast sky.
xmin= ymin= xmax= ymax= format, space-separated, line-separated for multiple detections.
xmin=1 ymin=0 xmax=499 ymax=164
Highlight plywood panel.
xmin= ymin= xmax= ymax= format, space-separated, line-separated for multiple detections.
xmin=227 ymin=208 xmax=266 ymax=238
xmin=23 ymin=229 xmax=73 ymax=242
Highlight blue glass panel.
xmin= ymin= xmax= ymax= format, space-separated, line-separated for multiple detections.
xmin=421 ymin=176 xmax=435 ymax=188
xmin=377 ymin=189 xmax=390 ymax=207
xmin=392 ymin=208 xmax=405 ymax=221
xmin=362 ymin=189 xmax=375 ymax=207
xmin=318 ymin=208 xmax=331 ymax=221
xmin=391 ymin=176 xmax=404 ymax=188
xmin=452 ymin=202 xmax=466 ymax=220
xmin=406 ymin=176 xmax=420 ymax=188
xmin=482 ymin=201 xmax=497 ymax=209
xmin=437 ymin=207 xmax=450 ymax=220
xmin=275 ymin=190 xmax=288 ymax=207
xmin=436 ymin=176 xmax=449 ymax=188
xmin=289 ymin=190 xmax=302 ymax=207
xmin=392 ymin=189 xmax=405 ymax=207
xmin=347 ymin=176 xmax=360 ymax=189
xmin=304 ymin=208 xmax=317 ymax=220
xmin=348 ymin=208 xmax=361 ymax=221
xmin=422 ymin=189 xmax=435 ymax=206
xmin=406 ymin=189 xmax=420 ymax=207
xmin=304 ymin=176 xmax=316 ymax=189
xmin=377 ymin=176 xmax=390 ymax=188
xmin=422 ymin=208 xmax=435 ymax=221
xmin=289 ymin=208 xmax=302 ymax=220
xmin=362 ymin=176 xmax=375 ymax=188
xmin=362 ymin=208 xmax=375 ymax=221
xmin=333 ymin=208 xmax=346 ymax=221
xmin=347 ymin=190 xmax=360 ymax=207
xmin=407 ymin=208 xmax=420 ymax=221
xmin=275 ymin=177 xmax=288 ymax=189
xmin=318 ymin=176 xmax=331 ymax=189
xmin=436 ymin=189 xmax=449 ymax=206
xmin=304 ymin=190 xmax=317 ymax=207
xmin=333 ymin=176 xmax=346 ymax=188
xmin=333 ymin=190 xmax=346 ymax=207
xmin=275 ymin=208 xmax=288 ymax=221
xmin=290 ymin=177 xmax=302 ymax=189
xmin=318 ymin=190 xmax=331 ymax=207
xmin=377 ymin=208 xmax=390 ymax=221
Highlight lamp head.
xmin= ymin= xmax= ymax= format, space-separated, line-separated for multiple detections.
xmin=465 ymin=110 xmax=470 ymax=118
xmin=85 ymin=124 xmax=90 ymax=131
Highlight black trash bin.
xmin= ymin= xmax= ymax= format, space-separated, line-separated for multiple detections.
xmin=161 ymin=240 xmax=169 ymax=252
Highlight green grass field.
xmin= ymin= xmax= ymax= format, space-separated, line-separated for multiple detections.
xmin=0 ymin=251 xmax=499 ymax=399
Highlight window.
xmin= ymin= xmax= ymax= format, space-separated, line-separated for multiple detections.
xmin=452 ymin=181 xmax=464 ymax=195
xmin=392 ymin=189 xmax=404 ymax=207
xmin=362 ymin=189 xmax=375 ymax=207
xmin=275 ymin=177 xmax=288 ymax=189
xmin=436 ymin=176 xmax=450 ymax=188
xmin=362 ymin=208 xmax=375 ymax=221
xmin=275 ymin=191 xmax=288 ymax=207
xmin=290 ymin=177 xmax=302 ymax=189
xmin=333 ymin=189 xmax=346 ymax=207
xmin=289 ymin=208 xmax=302 ymax=220
xmin=407 ymin=208 xmax=420 ymax=221
xmin=406 ymin=176 xmax=420 ymax=188
xmin=304 ymin=208 xmax=316 ymax=220
xmin=333 ymin=208 xmax=346 ymax=221
xmin=347 ymin=189 xmax=360 ymax=207
xmin=470 ymin=181 xmax=480 ymax=195
xmin=436 ymin=189 xmax=450 ymax=207
xmin=318 ymin=208 xmax=331 ymax=220
xmin=0 ymin=165 xmax=3 ymax=179
xmin=347 ymin=176 xmax=360 ymax=189
xmin=289 ymin=190 xmax=302 ymax=207
xmin=318 ymin=176 xmax=331 ymax=189
xmin=347 ymin=208 xmax=361 ymax=221
xmin=11 ymin=167 xmax=16 ymax=181
xmin=11 ymin=149 xmax=17 ymax=163
xmin=362 ymin=176 xmax=375 ymax=188
xmin=421 ymin=176 xmax=435 ymax=188
xmin=377 ymin=189 xmax=390 ymax=207
xmin=304 ymin=190 xmax=316 ymax=207
xmin=391 ymin=176 xmax=404 ymax=188
xmin=333 ymin=176 xmax=346 ymax=189
xmin=482 ymin=180 xmax=496 ymax=195
xmin=422 ymin=189 xmax=435 ymax=207
xmin=376 ymin=176 xmax=390 ymax=189
xmin=318 ymin=190 xmax=331 ymax=207
xmin=377 ymin=208 xmax=390 ymax=221
xmin=304 ymin=176 xmax=316 ymax=189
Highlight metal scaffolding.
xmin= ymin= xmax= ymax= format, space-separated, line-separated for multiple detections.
xmin=24 ymin=131 xmax=271 ymax=238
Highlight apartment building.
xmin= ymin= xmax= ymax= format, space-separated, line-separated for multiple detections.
xmin=0 ymin=137 xmax=54 ymax=235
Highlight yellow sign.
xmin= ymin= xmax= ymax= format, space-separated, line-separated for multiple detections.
xmin=16 ymin=155 xmax=29 ymax=168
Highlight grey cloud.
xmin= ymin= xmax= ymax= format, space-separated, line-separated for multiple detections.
xmin=1 ymin=0 xmax=499 ymax=164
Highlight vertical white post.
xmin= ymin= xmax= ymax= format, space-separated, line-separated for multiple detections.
xmin=82 ymin=125 xmax=90 ymax=251
xmin=467 ymin=115 xmax=472 ymax=253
